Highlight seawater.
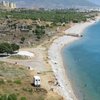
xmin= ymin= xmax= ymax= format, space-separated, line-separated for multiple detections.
xmin=62 ymin=21 xmax=100 ymax=100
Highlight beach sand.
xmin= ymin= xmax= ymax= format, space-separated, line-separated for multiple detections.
xmin=48 ymin=20 xmax=98 ymax=100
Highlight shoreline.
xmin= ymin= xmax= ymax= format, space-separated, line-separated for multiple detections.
xmin=48 ymin=19 xmax=99 ymax=100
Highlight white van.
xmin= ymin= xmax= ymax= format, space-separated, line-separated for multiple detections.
xmin=33 ymin=76 xmax=41 ymax=87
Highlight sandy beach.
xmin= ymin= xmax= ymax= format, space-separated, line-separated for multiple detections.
xmin=48 ymin=20 xmax=98 ymax=100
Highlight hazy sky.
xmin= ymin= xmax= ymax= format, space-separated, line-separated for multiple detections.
xmin=89 ymin=0 xmax=100 ymax=5
xmin=0 ymin=0 xmax=100 ymax=7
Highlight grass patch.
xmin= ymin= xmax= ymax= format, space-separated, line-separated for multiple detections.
xmin=14 ymin=79 xmax=21 ymax=84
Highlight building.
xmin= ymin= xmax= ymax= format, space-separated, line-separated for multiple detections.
xmin=2 ymin=1 xmax=6 ymax=6
xmin=6 ymin=2 xmax=10 ymax=8
xmin=0 ymin=1 xmax=16 ymax=9
xmin=9 ymin=2 xmax=16 ymax=9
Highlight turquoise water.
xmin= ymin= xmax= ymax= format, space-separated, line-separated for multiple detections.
xmin=62 ymin=21 xmax=100 ymax=100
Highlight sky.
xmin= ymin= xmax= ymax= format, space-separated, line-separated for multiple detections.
xmin=0 ymin=0 xmax=100 ymax=8
xmin=89 ymin=0 xmax=100 ymax=5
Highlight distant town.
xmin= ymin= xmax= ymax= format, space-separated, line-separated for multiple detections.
xmin=0 ymin=0 xmax=100 ymax=12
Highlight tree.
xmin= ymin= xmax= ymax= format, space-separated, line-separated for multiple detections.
xmin=11 ymin=43 xmax=20 ymax=52
xmin=0 ymin=43 xmax=13 ymax=54
xmin=0 ymin=44 xmax=6 ymax=53
xmin=0 ymin=43 xmax=20 ymax=55
xmin=35 ymin=25 xmax=45 ymax=39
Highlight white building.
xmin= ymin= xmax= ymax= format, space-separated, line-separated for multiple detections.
xmin=9 ymin=2 xmax=16 ymax=9
xmin=2 ymin=1 xmax=6 ymax=6
xmin=6 ymin=2 xmax=10 ymax=8
xmin=1 ymin=1 xmax=16 ymax=9
xmin=13 ymin=3 xmax=16 ymax=8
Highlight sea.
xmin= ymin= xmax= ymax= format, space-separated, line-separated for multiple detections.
xmin=62 ymin=21 xmax=100 ymax=100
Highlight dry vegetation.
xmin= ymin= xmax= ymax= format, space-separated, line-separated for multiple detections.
xmin=0 ymin=61 xmax=63 ymax=100
xmin=0 ymin=19 xmax=54 ymax=47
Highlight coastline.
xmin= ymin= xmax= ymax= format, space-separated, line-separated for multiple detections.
xmin=48 ymin=20 xmax=98 ymax=100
